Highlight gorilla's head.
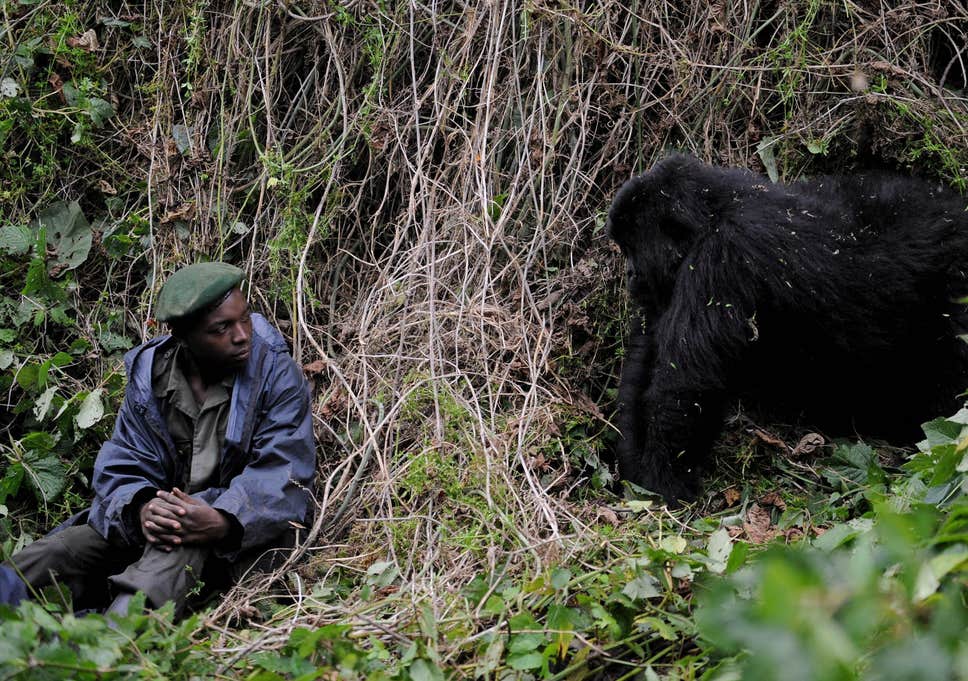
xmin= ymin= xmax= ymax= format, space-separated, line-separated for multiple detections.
xmin=606 ymin=154 xmax=711 ymax=317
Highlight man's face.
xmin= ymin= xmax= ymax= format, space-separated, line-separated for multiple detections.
xmin=179 ymin=288 xmax=252 ymax=373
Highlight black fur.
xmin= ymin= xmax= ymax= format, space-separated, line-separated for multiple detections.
xmin=607 ymin=154 xmax=968 ymax=504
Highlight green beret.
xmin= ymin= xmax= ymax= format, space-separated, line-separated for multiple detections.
xmin=156 ymin=262 xmax=244 ymax=322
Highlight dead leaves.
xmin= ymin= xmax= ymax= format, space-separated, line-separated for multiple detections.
xmin=67 ymin=30 xmax=100 ymax=52
xmin=752 ymin=428 xmax=786 ymax=450
xmin=742 ymin=503 xmax=775 ymax=544
xmin=758 ymin=491 xmax=786 ymax=510
xmin=752 ymin=428 xmax=826 ymax=458
xmin=722 ymin=490 xmax=805 ymax=544
xmin=302 ymin=359 xmax=329 ymax=376
xmin=791 ymin=433 xmax=825 ymax=457
xmin=317 ymin=385 xmax=346 ymax=421
xmin=159 ymin=202 xmax=194 ymax=224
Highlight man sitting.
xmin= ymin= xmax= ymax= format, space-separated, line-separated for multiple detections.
xmin=4 ymin=262 xmax=316 ymax=615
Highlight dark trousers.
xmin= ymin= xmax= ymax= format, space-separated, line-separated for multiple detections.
xmin=7 ymin=524 xmax=293 ymax=615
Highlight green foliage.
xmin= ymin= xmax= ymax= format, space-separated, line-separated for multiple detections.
xmin=0 ymin=6 xmax=116 ymax=209
xmin=0 ymin=597 xmax=218 ymax=680
xmin=0 ymin=199 xmax=125 ymax=536
xmin=696 ymin=409 xmax=968 ymax=681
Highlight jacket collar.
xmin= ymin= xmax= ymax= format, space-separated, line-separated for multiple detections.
xmin=121 ymin=313 xmax=285 ymax=428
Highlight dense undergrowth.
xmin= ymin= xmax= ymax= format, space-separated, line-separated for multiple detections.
xmin=1 ymin=0 xmax=967 ymax=678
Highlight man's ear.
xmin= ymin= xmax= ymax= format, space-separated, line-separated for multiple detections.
xmin=167 ymin=320 xmax=189 ymax=340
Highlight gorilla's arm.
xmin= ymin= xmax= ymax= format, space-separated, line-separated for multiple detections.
xmin=621 ymin=237 xmax=759 ymax=503
xmin=614 ymin=314 xmax=652 ymax=488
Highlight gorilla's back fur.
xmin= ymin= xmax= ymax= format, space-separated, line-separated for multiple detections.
xmin=607 ymin=154 xmax=968 ymax=503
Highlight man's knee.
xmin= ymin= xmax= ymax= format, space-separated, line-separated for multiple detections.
xmin=110 ymin=544 xmax=210 ymax=611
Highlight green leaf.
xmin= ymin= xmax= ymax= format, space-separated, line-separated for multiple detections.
xmin=813 ymin=518 xmax=874 ymax=551
xmin=945 ymin=407 xmax=968 ymax=425
xmin=624 ymin=499 xmax=653 ymax=512
xmin=547 ymin=604 xmax=578 ymax=632
xmin=69 ymin=338 xmax=92 ymax=354
xmin=706 ymin=528 xmax=733 ymax=574
xmin=15 ymin=363 xmax=37 ymax=390
xmin=726 ymin=540 xmax=750 ymax=573
xmin=21 ymin=451 xmax=67 ymax=502
xmin=921 ymin=418 xmax=963 ymax=448
xmin=0 ymin=225 xmax=32 ymax=256
xmin=508 ymin=612 xmax=543 ymax=654
xmin=913 ymin=545 xmax=968 ymax=601
xmin=756 ymin=136 xmax=779 ymax=182
xmin=660 ymin=535 xmax=688 ymax=554
xmin=51 ymin=351 xmax=72 ymax=368
xmin=0 ymin=349 xmax=14 ymax=370
xmin=365 ymin=560 xmax=399 ymax=587
xmin=37 ymin=357 xmax=52 ymax=388
xmin=622 ymin=573 xmax=661 ymax=600
xmin=508 ymin=631 xmax=543 ymax=654
xmin=23 ymin=250 xmax=60 ymax=300
xmin=409 ymin=658 xmax=444 ymax=681
xmin=550 ymin=567 xmax=572 ymax=590
xmin=0 ymin=464 xmax=24 ymax=504
xmin=507 ymin=652 xmax=544 ymax=671
xmin=928 ymin=445 xmax=961 ymax=487
xmin=62 ymin=81 xmax=81 ymax=106
xmin=806 ymin=139 xmax=827 ymax=154
xmin=98 ymin=329 xmax=133 ymax=353
xmin=75 ymin=389 xmax=105 ymax=429
xmin=21 ymin=431 xmax=55 ymax=453
xmin=32 ymin=386 xmax=57 ymax=421
xmin=32 ymin=201 xmax=92 ymax=271
xmin=636 ymin=616 xmax=677 ymax=641
xmin=86 ymin=98 xmax=114 ymax=127
xmin=251 ymin=651 xmax=315 ymax=676
xmin=824 ymin=442 xmax=883 ymax=489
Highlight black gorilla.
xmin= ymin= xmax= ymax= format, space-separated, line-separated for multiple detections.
xmin=607 ymin=154 xmax=968 ymax=504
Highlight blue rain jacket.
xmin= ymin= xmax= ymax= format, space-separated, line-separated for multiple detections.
xmin=0 ymin=565 xmax=27 ymax=606
xmin=85 ymin=314 xmax=315 ymax=558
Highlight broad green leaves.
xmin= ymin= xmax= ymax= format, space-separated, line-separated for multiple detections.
xmin=0 ymin=224 xmax=32 ymax=256
xmin=697 ymin=407 xmax=968 ymax=681
xmin=75 ymin=389 xmax=105 ymax=430
xmin=1 ymin=433 xmax=67 ymax=505
xmin=31 ymin=201 xmax=93 ymax=272
xmin=20 ymin=450 xmax=68 ymax=504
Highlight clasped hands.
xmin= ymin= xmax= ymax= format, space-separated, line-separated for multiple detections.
xmin=139 ymin=488 xmax=229 ymax=551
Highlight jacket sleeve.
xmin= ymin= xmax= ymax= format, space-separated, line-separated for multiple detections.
xmin=87 ymin=391 xmax=174 ymax=547
xmin=210 ymin=353 xmax=315 ymax=557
